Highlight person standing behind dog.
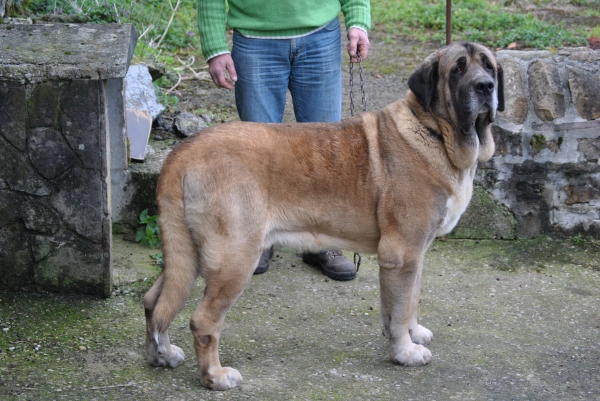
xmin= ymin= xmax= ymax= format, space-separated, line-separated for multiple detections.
xmin=198 ymin=0 xmax=371 ymax=280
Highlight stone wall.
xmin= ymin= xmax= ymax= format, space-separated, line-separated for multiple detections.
xmin=453 ymin=47 xmax=600 ymax=239
xmin=0 ymin=23 xmax=136 ymax=295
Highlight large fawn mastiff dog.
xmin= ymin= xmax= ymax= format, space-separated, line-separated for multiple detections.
xmin=143 ymin=42 xmax=504 ymax=390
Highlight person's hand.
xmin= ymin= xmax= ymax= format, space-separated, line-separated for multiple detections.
xmin=207 ymin=54 xmax=237 ymax=89
xmin=347 ymin=27 xmax=370 ymax=62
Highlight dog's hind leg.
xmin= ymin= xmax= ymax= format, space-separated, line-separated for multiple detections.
xmin=190 ymin=245 xmax=259 ymax=391
xmin=143 ymin=209 xmax=199 ymax=368
xmin=177 ymin=163 xmax=266 ymax=389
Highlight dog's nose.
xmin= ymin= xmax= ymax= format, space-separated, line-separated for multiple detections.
xmin=475 ymin=79 xmax=495 ymax=96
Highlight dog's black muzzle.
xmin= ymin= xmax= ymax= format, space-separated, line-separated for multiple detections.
xmin=475 ymin=76 xmax=495 ymax=97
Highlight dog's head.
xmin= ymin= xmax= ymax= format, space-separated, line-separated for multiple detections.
xmin=408 ymin=42 xmax=504 ymax=169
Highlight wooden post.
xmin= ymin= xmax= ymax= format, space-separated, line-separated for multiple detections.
xmin=446 ymin=0 xmax=452 ymax=45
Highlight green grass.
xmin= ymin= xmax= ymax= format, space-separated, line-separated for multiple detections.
xmin=14 ymin=0 xmax=595 ymax=55
xmin=371 ymin=0 xmax=591 ymax=48
xmin=23 ymin=0 xmax=200 ymax=51
xmin=9 ymin=0 xmax=596 ymax=94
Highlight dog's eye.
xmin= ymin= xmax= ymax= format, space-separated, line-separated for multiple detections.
xmin=453 ymin=57 xmax=467 ymax=75
xmin=480 ymin=54 xmax=494 ymax=72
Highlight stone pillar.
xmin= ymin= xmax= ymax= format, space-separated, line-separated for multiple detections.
xmin=0 ymin=23 xmax=136 ymax=296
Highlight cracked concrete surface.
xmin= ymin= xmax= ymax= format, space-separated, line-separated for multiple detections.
xmin=1 ymin=236 xmax=598 ymax=400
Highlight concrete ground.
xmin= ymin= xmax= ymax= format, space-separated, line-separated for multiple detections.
xmin=1 ymin=235 xmax=598 ymax=400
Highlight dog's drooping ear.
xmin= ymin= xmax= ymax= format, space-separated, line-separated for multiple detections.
xmin=408 ymin=59 xmax=439 ymax=112
xmin=496 ymin=62 xmax=505 ymax=112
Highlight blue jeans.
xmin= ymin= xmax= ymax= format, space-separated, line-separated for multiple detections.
xmin=232 ymin=17 xmax=342 ymax=123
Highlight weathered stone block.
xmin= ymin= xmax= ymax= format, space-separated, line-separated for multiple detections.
xmin=577 ymin=138 xmax=600 ymax=161
xmin=498 ymin=50 xmax=553 ymax=61
xmin=50 ymin=167 xmax=103 ymax=242
xmin=0 ymin=224 xmax=32 ymax=288
xmin=61 ymin=80 xmax=104 ymax=169
xmin=566 ymin=47 xmax=600 ymax=63
xmin=28 ymin=128 xmax=79 ymax=179
xmin=124 ymin=65 xmax=164 ymax=119
xmin=497 ymin=57 xmax=528 ymax=124
xmin=528 ymin=60 xmax=565 ymax=121
xmin=32 ymin=234 xmax=61 ymax=262
xmin=565 ymin=183 xmax=600 ymax=205
xmin=20 ymin=198 xmax=61 ymax=234
xmin=450 ymin=187 xmax=517 ymax=239
xmin=129 ymin=169 xmax=160 ymax=217
xmin=0 ymin=135 xmax=51 ymax=196
xmin=492 ymin=124 xmax=522 ymax=156
xmin=0 ymin=83 xmax=27 ymax=151
xmin=567 ymin=65 xmax=600 ymax=120
xmin=0 ymin=190 xmax=24 ymax=227
xmin=28 ymin=82 xmax=61 ymax=128
xmin=0 ymin=24 xmax=136 ymax=83
xmin=508 ymin=161 xmax=553 ymax=237
xmin=174 ymin=111 xmax=208 ymax=137
xmin=515 ymin=177 xmax=543 ymax=202
xmin=0 ymin=23 xmax=136 ymax=296
xmin=34 ymin=239 xmax=106 ymax=296
xmin=560 ymin=161 xmax=599 ymax=177
xmin=517 ymin=211 xmax=544 ymax=239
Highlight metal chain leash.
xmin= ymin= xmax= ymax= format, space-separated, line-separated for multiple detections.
xmin=349 ymin=52 xmax=366 ymax=272
xmin=349 ymin=54 xmax=367 ymax=116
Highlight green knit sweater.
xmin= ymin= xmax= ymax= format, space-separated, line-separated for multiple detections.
xmin=198 ymin=0 xmax=371 ymax=60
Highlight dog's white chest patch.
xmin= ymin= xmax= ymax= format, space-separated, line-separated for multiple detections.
xmin=438 ymin=175 xmax=473 ymax=236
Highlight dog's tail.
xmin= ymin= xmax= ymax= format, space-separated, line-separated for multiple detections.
xmin=144 ymin=165 xmax=199 ymax=334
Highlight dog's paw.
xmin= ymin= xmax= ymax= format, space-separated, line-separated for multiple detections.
xmin=147 ymin=343 xmax=186 ymax=368
xmin=201 ymin=367 xmax=243 ymax=391
xmin=410 ymin=324 xmax=433 ymax=346
xmin=393 ymin=343 xmax=432 ymax=366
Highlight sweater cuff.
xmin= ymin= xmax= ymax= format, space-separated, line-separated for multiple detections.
xmin=205 ymin=50 xmax=231 ymax=63
xmin=347 ymin=26 xmax=368 ymax=36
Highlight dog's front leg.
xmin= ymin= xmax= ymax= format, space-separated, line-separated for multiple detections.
xmin=407 ymin=269 xmax=433 ymax=346
xmin=378 ymin=238 xmax=432 ymax=366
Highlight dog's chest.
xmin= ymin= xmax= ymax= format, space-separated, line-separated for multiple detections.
xmin=437 ymin=173 xmax=473 ymax=236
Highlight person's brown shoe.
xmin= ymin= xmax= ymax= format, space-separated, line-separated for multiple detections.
xmin=302 ymin=250 xmax=357 ymax=281
xmin=253 ymin=246 xmax=274 ymax=274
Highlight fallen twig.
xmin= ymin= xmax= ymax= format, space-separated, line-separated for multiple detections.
xmin=88 ymin=382 xmax=139 ymax=390
xmin=137 ymin=24 xmax=155 ymax=42
xmin=165 ymin=72 xmax=183 ymax=94
xmin=181 ymin=75 xmax=211 ymax=82
xmin=113 ymin=3 xmax=120 ymax=23
xmin=175 ymin=56 xmax=211 ymax=81
xmin=174 ymin=56 xmax=195 ymax=71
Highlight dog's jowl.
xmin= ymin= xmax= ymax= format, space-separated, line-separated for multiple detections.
xmin=142 ymin=42 xmax=504 ymax=390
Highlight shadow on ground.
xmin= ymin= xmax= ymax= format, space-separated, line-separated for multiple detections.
xmin=1 ymin=236 xmax=599 ymax=400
